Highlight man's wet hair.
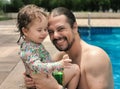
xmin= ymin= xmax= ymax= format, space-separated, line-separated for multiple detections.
xmin=50 ymin=7 xmax=76 ymax=28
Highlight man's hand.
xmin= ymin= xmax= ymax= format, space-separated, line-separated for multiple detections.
xmin=24 ymin=73 xmax=36 ymax=88
xmin=31 ymin=73 xmax=62 ymax=89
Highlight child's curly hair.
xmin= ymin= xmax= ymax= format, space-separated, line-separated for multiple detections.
xmin=17 ymin=4 xmax=47 ymax=43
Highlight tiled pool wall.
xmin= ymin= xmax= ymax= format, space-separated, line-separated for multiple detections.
xmin=78 ymin=27 xmax=120 ymax=35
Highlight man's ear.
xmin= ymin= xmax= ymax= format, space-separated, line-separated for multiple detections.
xmin=22 ymin=27 xmax=28 ymax=36
xmin=73 ymin=22 xmax=78 ymax=34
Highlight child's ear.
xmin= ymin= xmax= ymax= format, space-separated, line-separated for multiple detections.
xmin=22 ymin=27 xmax=28 ymax=36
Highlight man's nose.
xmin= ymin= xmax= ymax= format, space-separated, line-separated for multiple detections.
xmin=53 ymin=31 xmax=60 ymax=38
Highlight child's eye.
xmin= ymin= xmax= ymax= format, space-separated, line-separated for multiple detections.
xmin=38 ymin=30 xmax=42 ymax=32
xmin=44 ymin=28 xmax=48 ymax=31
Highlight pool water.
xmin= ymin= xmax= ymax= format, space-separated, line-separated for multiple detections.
xmin=78 ymin=27 xmax=120 ymax=89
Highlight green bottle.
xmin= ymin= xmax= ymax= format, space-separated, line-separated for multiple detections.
xmin=52 ymin=71 xmax=64 ymax=85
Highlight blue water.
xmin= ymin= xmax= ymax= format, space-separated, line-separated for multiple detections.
xmin=78 ymin=27 xmax=120 ymax=89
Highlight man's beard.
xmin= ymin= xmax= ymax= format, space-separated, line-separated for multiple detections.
xmin=52 ymin=37 xmax=75 ymax=51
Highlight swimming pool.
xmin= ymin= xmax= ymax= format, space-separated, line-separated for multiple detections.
xmin=78 ymin=27 xmax=120 ymax=89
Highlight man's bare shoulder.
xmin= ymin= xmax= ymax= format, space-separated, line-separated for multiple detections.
xmin=83 ymin=44 xmax=111 ymax=71
xmin=81 ymin=45 xmax=114 ymax=89
xmin=87 ymin=44 xmax=109 ymax=58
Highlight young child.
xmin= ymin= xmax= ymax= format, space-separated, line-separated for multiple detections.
xmin=17 ymin=4 xmax=80 ymax=89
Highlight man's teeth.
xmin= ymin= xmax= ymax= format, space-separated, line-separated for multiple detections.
xmin=57 ymin=39 xmax=64 ymax=44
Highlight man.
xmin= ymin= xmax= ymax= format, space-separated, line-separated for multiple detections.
xmin=25 ymin=7 xmax=114 ymax=89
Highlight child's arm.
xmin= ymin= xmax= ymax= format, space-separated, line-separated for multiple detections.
xmin=20 ymin=47 xmax=71 ymax=74
xmin=52 ymin=52 xmax=68 ymax=62
xmin=28 ymin=55 xmax=72 ymax=74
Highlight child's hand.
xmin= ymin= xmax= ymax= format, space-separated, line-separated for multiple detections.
xmin=63 ymin=54 xmax=69 ymax=59
xmin=61 ymin=54 xmax=72 ymax=68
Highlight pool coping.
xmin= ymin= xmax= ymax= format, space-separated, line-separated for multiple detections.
xmin=76 ymin=19 xmax=120 ymax=27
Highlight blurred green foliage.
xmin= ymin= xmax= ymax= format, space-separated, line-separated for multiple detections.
xmin=0 ymin=0 xmax=120 ymax=12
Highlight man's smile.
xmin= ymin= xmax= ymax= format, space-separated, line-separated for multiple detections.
xmin=53 ymin=37 xmax=66 ymax=46
xmin=56 ymin=38 xmax=65 ymax=45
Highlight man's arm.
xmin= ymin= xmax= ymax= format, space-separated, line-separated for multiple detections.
xmin=24 ymin=73 xmax=36 ymax=88
xmin=24 ymin=69 xmax=67 ymax=89
xmin=85 ymin=48 xmax=114 ymax=89
xmin=31 ymin=73 xmax=63 ymax=89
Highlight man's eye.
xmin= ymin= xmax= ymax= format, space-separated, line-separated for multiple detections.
xmin=48 ymin=30 xmax=54 ymax=34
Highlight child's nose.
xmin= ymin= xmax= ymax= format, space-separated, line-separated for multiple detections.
xmin=42 ymin=30 xmax=48 ymax=36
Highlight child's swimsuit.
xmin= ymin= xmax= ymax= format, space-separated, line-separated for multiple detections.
xmin=19 ymin=41 xmax=63 ymax=74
